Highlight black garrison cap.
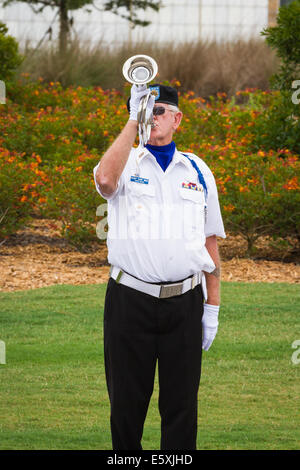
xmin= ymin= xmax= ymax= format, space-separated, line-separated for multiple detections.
xmin=148 ymin=84 xmax=179 ymax=107
xmin=127 ymin=83 xmax=179 ymax=112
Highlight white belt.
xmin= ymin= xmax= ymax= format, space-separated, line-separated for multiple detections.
xmin=110 ymin=265 xmax=202 ymax=299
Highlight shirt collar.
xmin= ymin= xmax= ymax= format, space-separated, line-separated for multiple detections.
xmin=172 ymin=148 xmax=193 ymax=170
xmin=135 ymin=146 xmax=191 ymax=170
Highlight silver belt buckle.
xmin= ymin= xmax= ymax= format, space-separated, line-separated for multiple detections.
xmin=191 ymin=273 xmax=198 ymax=290
xmin=159 ymin=282 xmax=183 ymax=299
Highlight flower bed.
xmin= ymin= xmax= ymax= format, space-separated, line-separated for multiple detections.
xmin=1 ymin=78 xmax=299 ymax=255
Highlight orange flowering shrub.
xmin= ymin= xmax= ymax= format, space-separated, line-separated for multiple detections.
xmin=1 ymin=79 xmax=124 ymax=244
xmin=176 ymin=87 xmax=299 ymax=254
xmin=0 ymin=147 xmax=47 ymax=238
xmin=0 ymin=79 xmax=299 ymax=254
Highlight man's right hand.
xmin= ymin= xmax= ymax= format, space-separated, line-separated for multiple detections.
xmin=129 ymin=84 xmax=151 ymax=121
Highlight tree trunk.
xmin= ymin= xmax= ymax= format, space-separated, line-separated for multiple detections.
xmin=59 ymin=0 xmax=69 ymax=57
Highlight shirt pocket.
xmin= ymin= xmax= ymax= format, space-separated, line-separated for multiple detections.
xmin=179 ymin=187 xmax=205 ymax=206
xmin=179 ymin=187 xmax=205 ymax=243
xmin=128 ymin=182 xmax=156 ymax=198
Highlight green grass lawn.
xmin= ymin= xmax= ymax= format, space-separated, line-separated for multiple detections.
xmin=0 ymin=282 xmax=299 ymax=450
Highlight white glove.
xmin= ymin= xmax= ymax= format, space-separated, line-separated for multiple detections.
xmin=129 ymin=84 xmax=151 ymax=121
xmin=202 ymin=304 xmax=219 ymax=351
xmin=145 ymin=93 xmax=155 ymax=122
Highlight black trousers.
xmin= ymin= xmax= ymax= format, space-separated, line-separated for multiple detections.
xmin=103 ymin=277 xmax=204 ymax=450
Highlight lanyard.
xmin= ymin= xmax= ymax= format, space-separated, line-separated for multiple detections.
xmin=181 ymin=153 xmax=208 ymax=223
xmin=181 ymin=153 xmax=208 ymax=202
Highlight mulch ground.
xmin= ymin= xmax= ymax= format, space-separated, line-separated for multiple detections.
xmin=0 ymin=219 xmax=299 ymax=292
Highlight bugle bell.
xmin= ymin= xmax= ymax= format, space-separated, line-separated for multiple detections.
xmin=122 ymin=54 xmax=158 ymax=146
xmin=122 ymin=54 xmax=158 ymax=85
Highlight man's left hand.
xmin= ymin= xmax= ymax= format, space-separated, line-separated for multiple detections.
xmin=202 ymin=304 xmax=219 ymax=351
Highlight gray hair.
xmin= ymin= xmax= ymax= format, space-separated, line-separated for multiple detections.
xmin=166 ymin=104 xmax=180 ymax=113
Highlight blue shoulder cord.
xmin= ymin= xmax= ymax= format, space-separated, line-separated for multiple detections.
xmin=181 ymin=153 xmax=208 ymax=200
xmin=181 ymin=153 xmax=208 ymax=223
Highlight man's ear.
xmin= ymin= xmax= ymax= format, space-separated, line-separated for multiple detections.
xmin=173 ymin=111 xmax=183 ymax=131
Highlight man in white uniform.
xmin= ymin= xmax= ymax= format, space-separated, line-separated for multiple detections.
xmin=94 ymin=84 xmax=226 ymax=450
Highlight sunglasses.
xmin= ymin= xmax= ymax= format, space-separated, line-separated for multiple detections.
xmin=152 ymin=106 xmax=174 ymax=116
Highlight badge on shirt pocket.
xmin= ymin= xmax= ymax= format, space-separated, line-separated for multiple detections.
xmin=181 ymin=181 xmax=203 ymax=192
xmin=130 ymin=175 xmax=149 ymax=185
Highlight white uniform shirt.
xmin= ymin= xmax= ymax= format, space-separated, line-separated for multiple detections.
xmin=94 ymin=146 xmax=226 ymax=283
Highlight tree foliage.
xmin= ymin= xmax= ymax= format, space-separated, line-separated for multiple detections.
xmin=103 ymin=1 xmax=161 ymax=27
xmin=258 ymin=0 xmax=300 ymax=153
xmin=1 ymin=0 xmax=162 ymax=51
xmin=0 ymin=22 xmax=23 ymax=81
xmin=261 ymin=0 xmax=300 ymax=90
